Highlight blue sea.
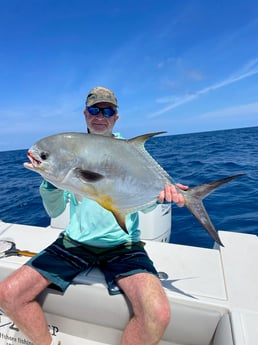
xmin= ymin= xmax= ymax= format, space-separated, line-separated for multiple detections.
xmin=0 ymin=126 xmax=257 ymax=248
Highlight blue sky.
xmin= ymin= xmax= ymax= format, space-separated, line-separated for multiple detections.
xmin=1 ymin=0 xmax=258 ymax=151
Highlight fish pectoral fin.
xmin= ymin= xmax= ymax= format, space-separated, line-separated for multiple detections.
xmin=75 ymin=168 xmax=104 ymax=183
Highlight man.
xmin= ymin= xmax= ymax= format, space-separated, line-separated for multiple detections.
xmin=0 ymin=87 xmax=186 ymax=345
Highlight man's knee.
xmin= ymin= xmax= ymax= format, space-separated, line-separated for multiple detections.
xmin=0 ymin=279 xmax=17 ymax=312
xmin=0 ymin=266 xmax=48 ymax=313
xmin=151 ymin=296 xmax=171 ymax=328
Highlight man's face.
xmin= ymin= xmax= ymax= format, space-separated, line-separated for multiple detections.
xmin=84 ymin=102 xmax=119 ymax=136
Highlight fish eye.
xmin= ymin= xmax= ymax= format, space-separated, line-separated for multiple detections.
xmin=40 ymin=151 xmax=49 ymax=160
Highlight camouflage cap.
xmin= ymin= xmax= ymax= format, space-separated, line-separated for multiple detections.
xmin=86 ymin=86 xmax=118 ymax=107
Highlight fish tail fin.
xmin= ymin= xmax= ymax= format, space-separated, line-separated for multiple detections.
xmin=183 ymin=174 xmax=245 ymax=246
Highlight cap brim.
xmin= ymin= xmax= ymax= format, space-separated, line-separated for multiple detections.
xmin=87 ymin=98 xmax=118 ymax=107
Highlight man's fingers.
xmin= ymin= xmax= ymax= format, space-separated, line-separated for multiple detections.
xmin=158 ymin=191 xmax=165 ymax=203
xmin=176 ymin=183 xmax=189 ymax=191
xmin=158 ymin=185 xmax=186 ymax=207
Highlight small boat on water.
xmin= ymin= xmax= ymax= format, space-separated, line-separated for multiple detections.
xmin=0 ymin=204 xmax=257 ymax=345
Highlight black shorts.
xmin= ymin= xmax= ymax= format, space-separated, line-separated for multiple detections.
xmin=26 ymin=234 xmax=158 ymax=295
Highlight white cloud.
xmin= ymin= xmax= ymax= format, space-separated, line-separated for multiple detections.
xmin=149 ymin=58 xmax=258 ymax=118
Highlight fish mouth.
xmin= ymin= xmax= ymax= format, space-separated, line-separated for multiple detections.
xmin=25 ymin=151 xmax=42 ymax=169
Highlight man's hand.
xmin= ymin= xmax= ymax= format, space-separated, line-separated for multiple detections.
xmin=158 ymin=184 xmax=188 ymax=207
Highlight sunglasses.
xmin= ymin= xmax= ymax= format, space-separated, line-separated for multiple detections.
xmin=87 ymin=106 xmax=116 ymax=118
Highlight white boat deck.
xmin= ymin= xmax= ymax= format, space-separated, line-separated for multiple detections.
xmin=0 ymin=220 xmax=258 ymax=344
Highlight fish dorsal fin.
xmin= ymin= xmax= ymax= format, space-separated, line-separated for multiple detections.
xmin=128 ymin=131 xmax=172 ymax=183
xmin=128 ymin=132 xmax=167 ymax=147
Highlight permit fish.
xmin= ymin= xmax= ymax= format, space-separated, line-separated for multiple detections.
xmin=24 ymin=132 xmax=244 ymax=246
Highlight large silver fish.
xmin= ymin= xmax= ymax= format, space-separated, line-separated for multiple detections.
xmin=24 ymin=132 xmax=244 ymax=246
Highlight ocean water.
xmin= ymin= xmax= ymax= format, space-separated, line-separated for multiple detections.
xmin=0 ymin=126 xmax=257 ymax=248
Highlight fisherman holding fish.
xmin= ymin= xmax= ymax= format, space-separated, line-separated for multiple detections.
xmin=0 ymin=87 xmax=188 ymax=345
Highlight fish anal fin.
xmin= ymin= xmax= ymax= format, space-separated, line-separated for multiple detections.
xmin=97 ymin=194 xmax=128 ymax=234
xmin=111 ymin=210 xmax=128 ymax=234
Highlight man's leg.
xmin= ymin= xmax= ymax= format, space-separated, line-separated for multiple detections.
xmin=0 ymin=265 xmax=52 ymax=345
xmin=118 ymin=272 xmax=170 ymax=345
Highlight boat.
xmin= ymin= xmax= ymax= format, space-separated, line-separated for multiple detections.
xmin=0 ymin=204 xmax=257 ymax=345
